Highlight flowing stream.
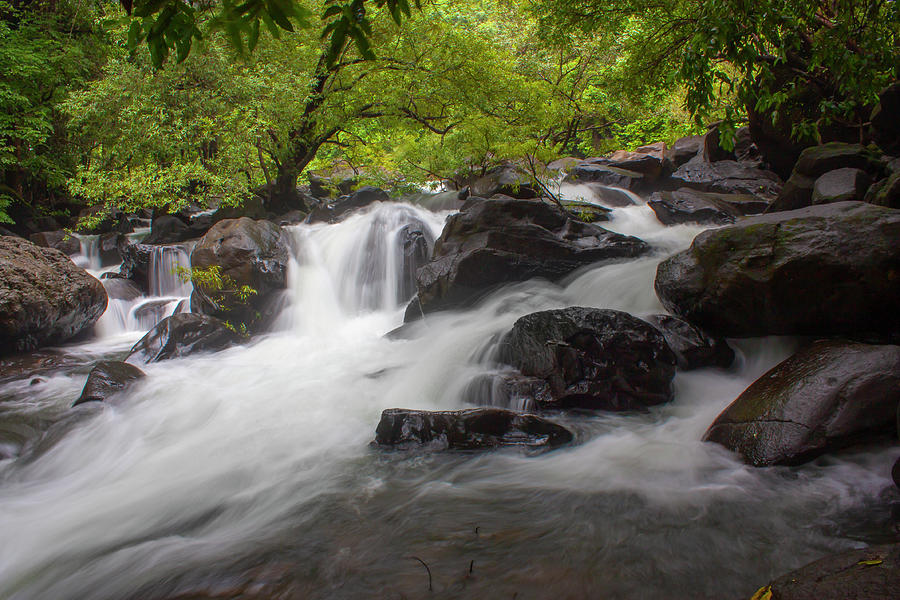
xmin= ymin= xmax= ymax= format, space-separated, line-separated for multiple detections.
xmin=0 ymin=196 xmax=897 ymax=599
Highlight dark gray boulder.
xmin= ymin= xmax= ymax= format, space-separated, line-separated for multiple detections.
xmin=116 ymin=241 xmax=154 ymax=293
xmin=643 ymin=314 xmax=734 ymax=370
xmin=126 ymin=313 xmax=242 ymax=363
xmin=703 ymin=340 xmax=900 ymax=466
xmin=305 ymin=185 xmax=390 ymax=224
xmin=0 ymin=237 xmax=107 ymax=355
xmin=29 ymin=230 xmax=80 ymax=255
xmin=144 ymin=215 xmax=193 ymax=245
xmin=415 ymin=197 xmax=649 ymax=314
xmin=648 ymin=188 xmax=741 ymax=225
xmin=665 ymin=135 xmax=703 ymax=170
xmin=374 ymin=407 xmax=573 ymax=451
xmin=102 ymin=278 xmax=142 ymax=301
xmin=565 ymin=163 xmax=645 ymax=191
xmin=760 ymin=543 xmax=900 ymax=600
xmin=73 ymin=360 xmax=146 ymax=406
xmin=654 ymin=202 xmax=900 ymax=339
xmin=811 ymin=168 xmax=871 ymax=204
xmin=497 ymin=308 xmax=677 ymax=411
xmin=190 ymin=218 xmax=290 ymax=332
xmin=866 ymin=171 xmax=900 ymax=208
xmin=664 ymin=156 xmax=782 ymax=201
xmin=471 ymin=164 xmax=537 ymax=199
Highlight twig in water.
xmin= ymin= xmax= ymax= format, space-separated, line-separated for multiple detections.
xmin=407 ymin=555 xmax=433 ymax=592
xmin=469 ymin=560 xmax=474 ymax=575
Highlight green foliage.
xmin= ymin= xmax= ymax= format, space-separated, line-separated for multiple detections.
xmin=175 ymin=264 xmax=257 ymax=335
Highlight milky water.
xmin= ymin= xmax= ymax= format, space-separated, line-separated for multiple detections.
xmin=0 ymin=198 xmax=897 ymax=599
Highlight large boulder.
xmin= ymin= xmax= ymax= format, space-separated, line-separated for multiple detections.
xmin=126 ymin=313 xmax=242 ymax=363
xmin=415 ymin=197 xmax=649 ymax=313
xmin=0 ymin=237 xmax=107 ymax=355
xmin=642 ymin=314 xmax=734 ymax=371
xmin=29 ymin=230 xmax=80 ymax=255
xmin=102 ymin=278 xmax=142 ymax=301
xmin=654 ymin=202 xmax=900 ymax=339
xmin=115 ymin=241 xmax=154 ymax=293
xmin=757 ymin=543 xmax=900 ymax=600
xmin=663 ymin=156 xmax=782 ymax=201
xmin=190 ymin=218 xmax=290 ymax=331
xmin=497 ymin=308 xmax=677 ymax=411
xmin=373 ymin=407 xmax=573 ymax=451
xmin=703 ymin=340 xmax=900 ymax=466
xmin=866 ymin=171 xmax=900 ymax=208
xmin=73 ymin=360 xmax=146 ymax=407
xmin=665 ymin=135 xmax=703 ymax=170
xmin=770 ymin=143 xmax=884 ymax=212
xmin=565 ymin=163 xmax=645 ymax=191
xmin=648 ymin=188 xmax=742 ymax=225
xmin=470 ymin=164 xmax=537 ymax=199
xmin=305 ymin=185 xmax=390 ymax=224
xmin=144 ymin=215 xmax=193 ymax=245
xmin=811 ymin=168 xmax=871 ymax=204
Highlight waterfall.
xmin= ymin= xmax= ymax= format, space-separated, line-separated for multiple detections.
xmin=0 ymin=198 xmax=895 ymax=600
xmin=148 ymin=244 xmax=193 ymax=298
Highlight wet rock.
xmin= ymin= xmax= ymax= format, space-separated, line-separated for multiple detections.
xmin=373 ymin=407 xmax=573 ymax=451
xmin=116 ymin=241 xmax=154 ymax=293
xmin=497 ymin=307 xmax=677 ymax=411
xmin=415 ymin=197 xmax=649 ymax=314
xmin=665 ymin=135 xmax=703 ymax=170
xmin=893 ymin=456 xmax=900 ymax=490
xmin=760 ymin=543 xmax=900 ymax=600
xmin=811 ymin=168 xmax=871 ymax=204
xmin=866 ymin=171 xmax=900 ymax=208
xmin=126 ymin=313 xmax=242 ymax=363
xmin=648 ymin=188 xmax=741 ymax=225
xmin=145 ymin=215 xmax=193 ymax=245
xmin=654 ymin=202 xmax=900 ymax=339
xmin=871 ymin=82 xmax=900 ymax=155
xmin=102 ymin=278 xmax=142 ymax=301
xmin=0 ymin=237 xmax=107 ymax=355
xmin=562 ymin=200 xmax=612 ymax=223
xmin=703 ymin=122 xmax=735 ymax=162
xmin=769 ymin=143 xmax=884 ymax=212
xmin=565 ymin=163 xmax=645 ymax=191
xmin=471 ymin=164 xmax=537 ymax=199
xmin=308 ymin=173 xmax=357 ymax=199
xmin=190 ymin=218 xmax=290 ymax=332
xmin=306 ymin=186 xmax=390 ymax=224
xmin=546 ymin=157 xmax=583 ymax=172
xmin=643 ymin=314 xmax=734 ymax=370
xmin=397 ymin=223 xmax=434 ymax=301
xmin=703 ymin=340 xmax=900 ymax=466
xmin=664 ymin=156 xmax=782 ymax=201
xmin=583 ymin=185 xmax=635 ymax=208
xmin=73 ymin=360 xmax=146 ymax=406
xmin=29 ymin=230 xmax=80 ymax=255
xmin=605 ymin=143 xmax=666 ymax=180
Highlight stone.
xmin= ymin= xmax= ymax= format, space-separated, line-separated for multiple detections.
xmin=190 ymin=218 xmax=290 ymax=332
xmin=665 ymin=135 xmax=703 ymax=170
xmin=126 ymin=313 xmax=242 ymax=363
xmin=866 ymin=171 xmax=900 ymax=208
xmin=703 ymin=122 xmax=735 ymax=162
xmin=811 ymin=168 xmax=871 ymax=204
xmin=470 ymin=164 xmax=538 ymax=199
xmin=703 ymin=340 xmax=900 ymax=466
xmin=116 ymin=241 xmax=154 ymax=293
xmin=415 ymin=197 xmax=649 ymax=314
xmin=0 ymin=237 xmax=107 ymax=355
xmin=643 ymin=314 xmax=734 ymax=371
xmin=564 ymin=163 xmax=645 ymax=191
xmin=373 ymin=407 xmax=573 ymax=451
xmin=759 ymin=543 xmax=900 ymax=600
xmin=29 ymin=230 xmax=80 ymax=255
xmin=497 ymin=307 xmax=677 ymax=411
xmin=664 ymin=156 xmax=782 ymax=200
xmin=102 ymin=278 xmax=142 ymax=301
xmin=648 ymin=189 xmax=742 ymax=225
xmin=654 ymin=202 xmax=900 ymax=339
xmin=73 ymin=360 xmax=146 ymax=406
xmin=144 ymin=215 xmax=193 ymax=245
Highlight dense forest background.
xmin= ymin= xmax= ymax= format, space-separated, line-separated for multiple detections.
xmin=1 ymin=0 xmax=897 ymax=230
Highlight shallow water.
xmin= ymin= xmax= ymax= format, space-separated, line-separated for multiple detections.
xmin=0 ymin=199 xmax=897 ymax=599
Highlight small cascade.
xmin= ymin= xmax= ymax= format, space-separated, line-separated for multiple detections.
xmin=148 ymin=244 xmax=193 ymax=297
xmin=72 ymin=234 xmax=101 ymax=271
xmin=279 ymin=202 xmax=446 ymax=332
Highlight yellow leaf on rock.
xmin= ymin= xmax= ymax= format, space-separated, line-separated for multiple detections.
xmin=858 ymin=559 xmax=883 ymax=566
xmin=749 ymin=585 xmax=772 ymax=600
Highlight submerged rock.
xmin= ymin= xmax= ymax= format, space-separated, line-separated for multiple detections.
xmin=415 ymin=197 xmax=649 ymax=314
xmin=703 ymin=340 xmax=900 ymax=466
xmin=643 ymin=314 xmax=734 ymax=371
xmin=654 ymin=202 xmax=900 ymax=339
xmin=0 ymin=237 xmax=107 ymax=355
xmin=373 ymin=407 xmax=573 ymax=451
xmin=190 ymin=217 xmax=290 ymax=332
xmin=126 ymin=313 xmax=242 ymax=363
xmin=497 ymin=308 xmax=677 ymax=411
xmin=759 ymin=543 xmax=900 ymax=600
xmin=73 ymin=360 xmax=146 ymax=406
xmin=648 ymin=188 xmax=742 ymax=225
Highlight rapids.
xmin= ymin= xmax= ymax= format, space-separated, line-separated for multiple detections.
xmin=0 ymin=195 xmax=897 ymax=599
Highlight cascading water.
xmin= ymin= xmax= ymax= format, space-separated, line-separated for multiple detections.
xmin=0 ymin=198 xmax=896 ymax=600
